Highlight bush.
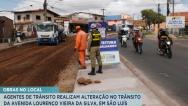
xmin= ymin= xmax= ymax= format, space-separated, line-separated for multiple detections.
xmin=143 ymin=30 xmax=154 ymax=35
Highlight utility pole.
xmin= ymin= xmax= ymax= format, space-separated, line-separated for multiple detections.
xmin=132 ymin=14 xmax=136 ymax=27
xmin=172 ymin=0 xmax=175 ymax=35
xmin=43 ymin=0 xmax=63 ymax=21
xmin=43 ymin=0 xmax=47 ymax=21
xmin=157 ymin=3 xmax=160 ymax=36
xmin=101 ymin=8 xmax=105 ymax=22
xmin=172 ymin=0 xmax=175 ymax=16
xmin=133 ymin=14 xmax=134 ymax=27
xmin=167 ymin=0 xmax=170 ymax=16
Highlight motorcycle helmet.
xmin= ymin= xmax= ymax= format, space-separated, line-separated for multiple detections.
xmin=160 ymin=28 xmax=168 ymax=36
xmin=90 ymin=23 xmax=97 ymax=29
xmin=134 ymin=28 xmax=139 ymax=33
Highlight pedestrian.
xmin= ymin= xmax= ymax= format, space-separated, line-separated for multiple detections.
xmin=88 ymin=24 xmax=102 ymax=75
xmin=74 ymin=26 xmax=88 ymax=69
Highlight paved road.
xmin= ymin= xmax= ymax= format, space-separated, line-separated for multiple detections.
xmin=119 ymin=37 xmax=188 ymax=105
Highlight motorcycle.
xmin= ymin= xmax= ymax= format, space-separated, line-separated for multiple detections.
xmin=121 ymin=34 xmax=128 ymax=48
xmin=158 ymin=39 xmax=172 ymax=58
xmin=119 ymin=29 xmax=129 ymax=48
xmin=133 ymin=37 xmax=143 ymax=54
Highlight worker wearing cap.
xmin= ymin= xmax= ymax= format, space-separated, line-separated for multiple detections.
xmin=88 ymin=24 xmax=102 ymax=75
xmin=74 ymin=26 xmax=88 ymax=69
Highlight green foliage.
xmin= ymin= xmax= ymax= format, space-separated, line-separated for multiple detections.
xmin=141 ymin=9 xmax=165 ymax=29
xmin=143 ymin=30 xmax=154 ymax=36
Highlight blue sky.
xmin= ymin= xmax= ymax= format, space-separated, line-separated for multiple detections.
xmin=0 ymin=0 xmax=18 ymax=11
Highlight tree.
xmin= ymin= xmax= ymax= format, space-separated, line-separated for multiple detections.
xmin=141 ymin=9 xmax=153 ymax=30
xmin=141 ymin=9 xmax=165 ymax=30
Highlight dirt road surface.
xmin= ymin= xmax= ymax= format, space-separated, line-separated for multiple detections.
xmin=0 ymin=37 xmax=78 ymax=92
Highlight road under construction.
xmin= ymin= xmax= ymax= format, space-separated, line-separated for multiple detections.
xmin=0 ymin=37 xmax=77 ymax=89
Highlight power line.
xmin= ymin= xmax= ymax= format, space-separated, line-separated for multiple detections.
xmin=15 ymin=5 xmax=34 ymax=11
xmin=49 ymin=6 xmax=66 ymax=12
xmin=152 ymin=0 xmax=156 ymax=4
xmin=151 ymin=0 xmax=188 ymax=5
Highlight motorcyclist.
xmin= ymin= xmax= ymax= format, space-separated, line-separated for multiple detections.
xmin=132 ymin=28 xmax=143 ymax=52
xmin=158 ymin=29 xmax=173 ymax=51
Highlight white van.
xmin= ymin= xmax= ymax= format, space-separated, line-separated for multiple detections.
xmin=36 ymin=22 xmax=59 ymax=45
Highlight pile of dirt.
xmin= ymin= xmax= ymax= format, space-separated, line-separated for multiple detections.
xmin=77 ymin=77 xmax=101 ymax=85
xmin=57 ymin=53 xmax=78 ymax=92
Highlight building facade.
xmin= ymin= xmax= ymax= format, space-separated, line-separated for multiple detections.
xmin=105 ymin=15 xmax=121 ymax=31
xmin=0 ymin=16 xmax=13 ymax=42
xmin=133 ymin=20 xmax=146 ymax=28
xmin=67 ymin=12 xmax=103 ymax=33
xmin=105 ymin=14 xmax=133 ymax=32
xmin=14 ymin=9 xmax=60 ymax=37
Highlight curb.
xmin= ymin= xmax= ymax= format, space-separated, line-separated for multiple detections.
xmin=120 ymin=55 xmax=185 ymax=106
xmin=0 ymin=39 xmax=37 ymax=51
xmin=13 ymin=39 xmax=37 ymax=46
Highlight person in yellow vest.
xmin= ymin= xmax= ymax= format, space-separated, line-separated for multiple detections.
xmin=88 ymin=24 xmax=102 ymax=75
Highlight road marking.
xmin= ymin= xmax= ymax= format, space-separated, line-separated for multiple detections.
xmin=146 ymin=37 xmax=188 ymax=48
xmin=159 ymin=73 xmax=169 ymax=78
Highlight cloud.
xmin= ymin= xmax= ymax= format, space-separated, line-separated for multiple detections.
xmin=14 ymin=0 xmax=111 ymax=15
xmin=14 ymin=0 xmax=188 ymax=16
xmin=0 ymin=12 xmax=14 ymax=20
xmin=174 ymin=4 xmax=188 ymax=12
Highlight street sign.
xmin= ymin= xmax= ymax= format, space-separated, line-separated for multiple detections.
xmin=166 ymin=16 xmax=185 ymax=28
xmin=100 ymin=38 xmax=120 ymax=65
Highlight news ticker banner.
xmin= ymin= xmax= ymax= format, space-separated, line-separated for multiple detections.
xmin=0 ymin=87 xmax=143 ymax=106
xmin=100 ymin=38 xmax=120 ymax=65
